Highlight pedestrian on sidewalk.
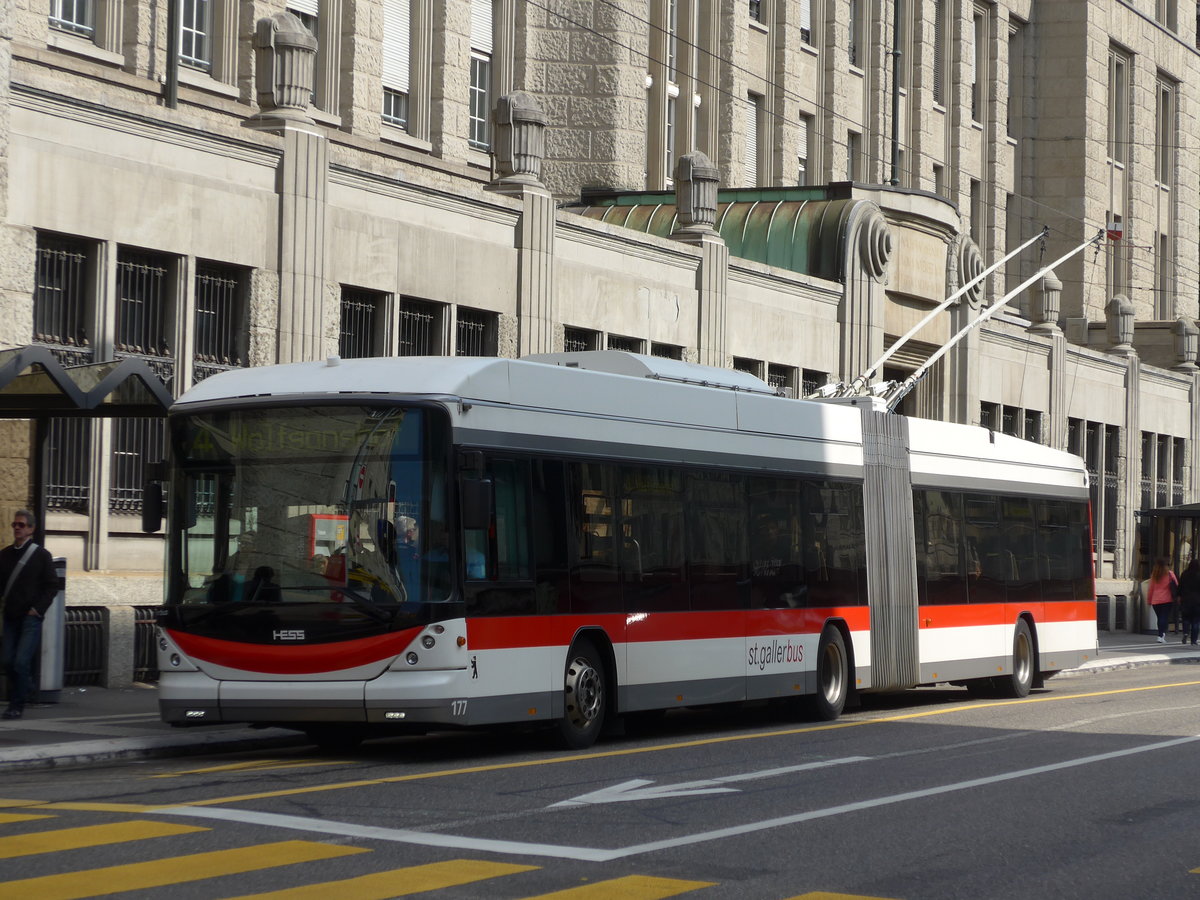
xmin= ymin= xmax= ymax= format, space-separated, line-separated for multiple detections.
xmin=1147 ymin=557 xmax=1180 ymax=644
xmin=1178 ymin=559 xmax=1200 ymax=646
xmin=0 ymin=509 xmax=58 ymax=719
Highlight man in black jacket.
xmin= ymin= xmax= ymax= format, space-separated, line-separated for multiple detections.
xmin=0 ymin=509 xmax=58 ymax=719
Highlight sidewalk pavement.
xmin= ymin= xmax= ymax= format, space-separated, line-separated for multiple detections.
xmin=1 ymin=631 xmax=1197 ymax=771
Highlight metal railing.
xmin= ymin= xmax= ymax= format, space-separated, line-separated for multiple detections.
xmin=133 ymin=607 xmax=161 ymax=683
xmin=64 ymin=607 xmax=106 ymax=686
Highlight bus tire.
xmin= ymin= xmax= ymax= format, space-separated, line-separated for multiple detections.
xmin=556 ymin=639 xmax=607 ymax=750
xmin=807 ymin=626 xmax=849 ymax=721
xmin=305 ymin=725 xmax=365 ymax=753
xmin=1000 ymin=619 xmax=1035 ymax=699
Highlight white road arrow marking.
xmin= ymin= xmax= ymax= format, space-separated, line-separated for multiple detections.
xmin=550 ymin=756 xmax=871 ymax=807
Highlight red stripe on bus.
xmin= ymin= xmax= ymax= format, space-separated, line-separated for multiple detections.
xmin=167 ymin=628 xmax=420 ymax=674
xmin=466 ymin=607 xmax=873 ymax=650
xmin=915 ymin=600 xmax=1093 ymax=628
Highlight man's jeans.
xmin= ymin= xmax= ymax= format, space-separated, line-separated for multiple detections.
xmin=2 ymin=614 xmax=43 ymax=708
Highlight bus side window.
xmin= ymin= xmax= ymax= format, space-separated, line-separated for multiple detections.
xmin=466 ymin=459 xmax=532 ymax=582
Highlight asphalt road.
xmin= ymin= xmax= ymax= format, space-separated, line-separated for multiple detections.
xmin=2 ymin=665 xmax=1199 ymax=899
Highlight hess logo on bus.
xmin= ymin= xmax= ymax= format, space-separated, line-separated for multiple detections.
xmin=273 ymin=630 xmax=306 ymax=641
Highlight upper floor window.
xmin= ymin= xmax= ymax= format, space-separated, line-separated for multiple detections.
xmin=50 ymin=0 xmax=93 ymax=36
xmin=932 ymin=0 xmax=946 ymax=106
xmin=382 ymin=0 xmax=411 ymax=129
xmin=1156 ymin=77 xmax=1176 ymax=187
xmin=797 ymin=114 xmax=812 ymax=185
xmin=1107 ymin=49 xmax=1129 ymax=166
xmin=1156 ymin=0 xmax=1178 ymax=31
xmin=194 ymin=263 xmax=245 ymax=370
xmin=469 ymin=1 xmax=494 ymax=150
xmin=456 ymin=306 xmax=497 ymax=356
xmin=971 ymin=8 xmax=985 ymax=122
xmin=745 ymin=93 xmax=762 ymax=187
xmin=116 ymin=250 xmax=172 ymax=360
xmin=799 ymin=0 xmax=812 ymax=44
xmin=848 ymin=0 xmax=863 ymax=67
xmin=749 ymin=0 xmax=762 ymax=24
xmin=179 ymin=0 xmax=212 ymax=71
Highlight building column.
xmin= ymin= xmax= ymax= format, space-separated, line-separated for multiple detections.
xmin=487 ymin=93 xmax=555 ymax=356
xmin=838 ymin=203 xmax=893 ymax=386
xmin=669 ymin=152 xmax=728 ymax=367
xmin=245 ymin=13 xmax=327 ymax=364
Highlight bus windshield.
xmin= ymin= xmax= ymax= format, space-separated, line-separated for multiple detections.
xmin=163 ymin=404 xmax=453 ymax=644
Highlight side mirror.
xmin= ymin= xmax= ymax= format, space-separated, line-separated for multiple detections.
xmin=461 ymin=479 xmax=493 ymax=531
xmin=141 ymin=481 xmax=164 ymax=533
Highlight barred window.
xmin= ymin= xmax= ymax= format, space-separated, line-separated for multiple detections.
xmin=456 ymin=307 xmax=496 ymax=356
xmin=116 ymin=251 xmax=171 ymax=358
xmin=564 ymin=327 xmax=599 ymax=353
xmin=45 ymin=418 xmax=91 ymax=513
xmin=732 ymin=357 xmax=760 ymax=377
xmin=194 ymin=264 xmax=243 ymax=366
xmin=110 ymin=417 xmax=165 ymax=515
xmin=801 ymin=368 xmax=826 ymax=397
xmin=607 ymin=334 xmax=644 ymax=354
xmin=339 ymin=287 xmax=383 ymax=359
xmin=34 ymin=234 xmax=90 ymax=355
xmin=651 ymin=342 xmax=683 ymax=360
xmin=397 ymin=297 xmax=440 ymax=356
xmin=767 ymin=363 xmax=797 ymax=397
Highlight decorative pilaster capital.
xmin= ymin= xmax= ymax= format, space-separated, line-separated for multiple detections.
xmin=248 ymin=13 xmax=317 ymax=127
xmin=490 ymin=92 xmax=548 ymax=189
xmin=673 ymin=151 xmax=720 ymax=237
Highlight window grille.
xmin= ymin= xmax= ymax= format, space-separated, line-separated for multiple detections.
xmin=980 ymin=402 xmax=998 ymax=431
xmin=1104 ymin=426 xmax=1119 ymax=551
xmin=397 ymin=298 xmax=438 ymax=356
xmin=339 ymin=288 xmax=380 ymax=359
xmin=1140 ymin=432 xmax=1155 ymax=510
xmin=45 ymin=418 xmax=91 ymax=513
xmin=801 ymin=369 xmax=826 ymax=397
xmin=179 ymin=0 xmax=212 ymax=70
xmin=732 ymin=357 xmax=759 ymax=376
xmin=50 ymin=0 xmax=93 ymax=36
xmin=1000 ymin=405 xmax=1018 ymax=436
xmin=34 ymin=235 xmax=90 ymax=353
xmin=194 ymin=264 xmax=242 ymax=366
xmin=607 ymin=334 xmax=643 ymax=354
xmin=564 ymin=327 xmax=599 ymax=353
xmin=456 ymin=307 xmax=495 ymax=356
xmin=110 ymin=417 xmax=165 ymax=514
xmin=1023 ymin=410 xmax=1042 ymax=444
xmin=1173 ymin=437 xmax=1186 ymax=505
xmin=651 ymin=343 xmax=682 ymax=360
xmin=767 ymin=364 xmax=796 ymax=398
xmin=116 ymin=252 xmax=170 ymax=357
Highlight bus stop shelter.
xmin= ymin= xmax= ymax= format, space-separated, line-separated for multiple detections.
xmin=0 ymin=345 xmax=172 ymax=697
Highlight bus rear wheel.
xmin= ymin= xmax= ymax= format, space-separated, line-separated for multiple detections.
xmin=556 ymin=639 xmax=607 ymax=749
xmin=807 ymin=627 xmax=848 ymax=721
xmin=999 ymin=619 xmax=1035 ymax=699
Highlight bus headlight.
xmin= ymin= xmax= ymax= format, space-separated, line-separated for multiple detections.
xmin=406 ymin=652 xmax=419 ymax=665
xmin=170 ymin=654 xmax=181 ymax=668
xmin=421 ymin=635 xmax=436 ymax=649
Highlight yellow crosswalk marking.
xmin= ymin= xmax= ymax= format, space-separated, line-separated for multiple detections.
xmin=222 ymin=859 xmax=539 ymax=899
xmin=0 ymin=820 xmax=207 ymax=859
xmin=151 ymin=760 xmax=290 ymax=778
xmin=523 ymin=875 xmax=715 ymax=899
xmin=783 ymin=893 xmax=900 ymax=899
xmin=37 ymin=802 xmax=158 ymax=813
xmin=0 ymin=839 xmax=368 ymax=900
xmin=0 ymin=812 xmax=53 ymax=825
xmin=0 ymin=799 xmax=40 ymax=808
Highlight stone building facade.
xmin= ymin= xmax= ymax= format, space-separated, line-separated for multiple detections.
xmin=2 ymin=1 xmax=1198 ymax=681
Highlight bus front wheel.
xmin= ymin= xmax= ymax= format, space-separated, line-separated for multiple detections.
xmin=807 ymin=627 xmax=849 ymax=721
xmin=556 ymin=639 xmax=607 ymax=750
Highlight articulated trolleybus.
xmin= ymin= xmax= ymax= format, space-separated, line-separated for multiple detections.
xmin=152 ymin=351 xmax=1097 ymax=749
